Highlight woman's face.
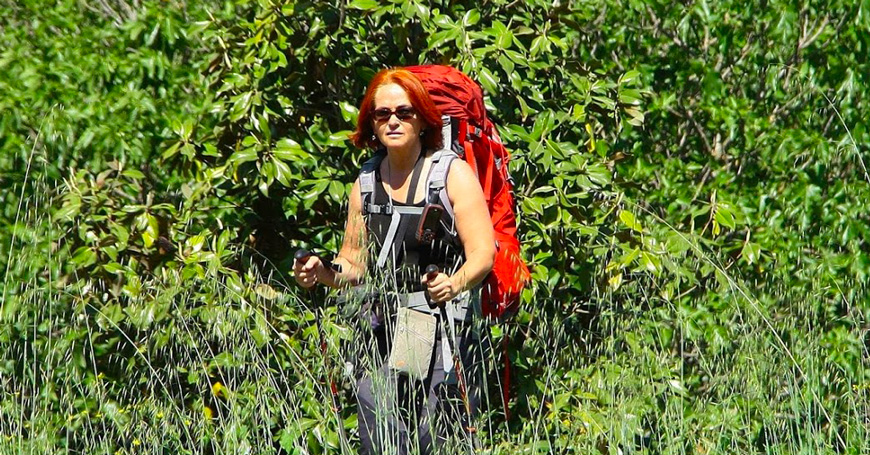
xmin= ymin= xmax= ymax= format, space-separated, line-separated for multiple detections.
xmin=371 ymin=83 xmax=425 ymax=152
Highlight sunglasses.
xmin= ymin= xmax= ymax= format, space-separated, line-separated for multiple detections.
xmin=372 ymin=106 xmax=416 ymax=122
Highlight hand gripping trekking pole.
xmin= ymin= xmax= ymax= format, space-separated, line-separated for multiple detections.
xmin=295 ymin=249 xmax=351 ymax=453
xmin=426 ymin=265 xmax=479 ymax=453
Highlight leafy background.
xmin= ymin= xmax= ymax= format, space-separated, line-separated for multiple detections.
xmin=1 ymin=0 xmax=868 ymax=453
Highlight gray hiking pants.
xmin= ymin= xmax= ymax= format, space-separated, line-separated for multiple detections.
xmin=355 ymin=316 xmax=490 ymax=455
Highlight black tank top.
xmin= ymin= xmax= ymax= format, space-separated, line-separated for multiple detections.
xmin=366 ymin=153 xmax=463 ymax=293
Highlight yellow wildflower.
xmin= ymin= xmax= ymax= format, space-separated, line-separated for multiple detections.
xmin=212 ymin=381 xmax=228 ymax=398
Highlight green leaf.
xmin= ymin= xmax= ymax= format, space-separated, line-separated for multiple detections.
xmin=103 ymin=262 xmax=125 ymax=274
xmin=625 ymin=107 xmax=645 ymax=126
xmin=428 ymin=29 xmax=458 ymax=51
xmin=618 ymin=88 xmax=642 ymax=105
xmin=55 ymin=197 xmax=82 ymax=220
xmin=586 ymin=164 xmax=612 ymax=186
xmin=251 ymin=312 xmax=271 ymax=348
xmin=463 ymin=9 xmax=480 ymax=27
xmin=327 ymin=131 xmax=350 ymax=145
xmin=162 ymin=142 xmax=182 ymax=159
xmin=274 ymin=138 xmax=306 ymax=160
xmin=478 ymin=67 xmax=499 ymax=94
xmin=328 ymin=180 xmax=345 ymax=199
xmin=122 ymin=169 xmax=145 ymax=180
xmin=433 ymin=15 xmax=454 ymax=29
xmin=72 ymin=247 xmax=97 ymax=267
xmin=348 ymin=0 xmax=379 ymax=11
xmin=668 ymin=379 xmax=687 ymax=396
xmin=272 ymin=157 xmax=293 ymax=187
xmin=714 ymin=205 xmax=736 ymax=229
xmin=142 ymin=230 xmax=155 ymax=248
xmin=530 ymin=35 xmax=548 ymax=57
xmin=339 ymin=101 xmax=359 ymax=124
xmin=257 ymin=114 xmax=271 ymax=142
xmin=145 ymin=214 xmax=160 ymax=243
xmin=229 ymin=147 xmax=259 ymax=165
xmin=619 ymin=210 xmax=643 ymax=232
xmin=620 ymin=247 xmax=641 ymax=267
xmin=498 ymin=55 xmax=515 ymax=77
xmin=592 ymin=95 xmax=616 ymax=110
xmin=494 ymin=23 xmax=513 ymax=49
xmin=211 ymin=351 xmax=241 ymax=368
xmin=186 ymin=234 xmax=206 ymax=254
xmin=522 ymin=197 xmax=544 ymax=215
xmin=640 ymin=252 xmax=661 ymax=275
xmin=619 ymin=70 xmax=642 ymax=86
xmin=741 ymin=242 xmax=762 ymax=264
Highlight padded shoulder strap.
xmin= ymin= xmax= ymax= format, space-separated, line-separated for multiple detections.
xmin=426 ymin=150 xmax=458 ymax=225
xmin=360 ymin=153 xmax=386 ymax=216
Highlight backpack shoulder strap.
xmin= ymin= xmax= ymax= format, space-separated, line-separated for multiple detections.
xmin=426 ymin=149 xmax=458 ymax=227
xmin=359 ymin=152 xmax=391 ymax=216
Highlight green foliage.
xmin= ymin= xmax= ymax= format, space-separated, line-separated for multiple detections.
xmin=2 ymin=0 xmax=870 ymax=453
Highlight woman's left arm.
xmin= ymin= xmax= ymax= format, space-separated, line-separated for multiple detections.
xmin=423 ymin=159 xmax=495 ymax=303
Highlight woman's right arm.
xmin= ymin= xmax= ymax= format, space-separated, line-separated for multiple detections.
xmin=293 ymin=179 xmax=367 ymax=289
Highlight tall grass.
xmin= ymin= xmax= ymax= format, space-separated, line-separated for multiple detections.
xmin=2 ymin=156 xmax=869 ymax=454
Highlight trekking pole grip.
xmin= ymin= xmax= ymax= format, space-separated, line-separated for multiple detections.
xmin=425 ymin=265 xmax=441 ymax=308
xmin=295 ymin=249 xmax=311 ymax=263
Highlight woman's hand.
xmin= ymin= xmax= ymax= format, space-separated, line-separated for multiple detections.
xmin=421 ymin=271 xmax=460 ymax=304
xmin=294 ymin=255 xmax=326 ymax=288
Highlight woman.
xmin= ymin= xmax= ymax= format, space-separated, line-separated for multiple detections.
xmin=294 ymin=68 xmax=495 ymax=454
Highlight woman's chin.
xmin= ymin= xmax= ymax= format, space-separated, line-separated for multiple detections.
xmin=383 ymin=138 xmax=416 ymax=149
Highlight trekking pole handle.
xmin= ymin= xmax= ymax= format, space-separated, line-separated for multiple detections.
xmin=295 ymin=249 xmax=311 ymax=262
xmin=425 ymin=265 xmax=441 ymax=308
xmin=296 ymin=248 xmax=341 ymax=273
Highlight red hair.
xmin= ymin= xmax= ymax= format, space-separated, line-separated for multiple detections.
xmin=351 ymin=68 xmax=443 ymax=150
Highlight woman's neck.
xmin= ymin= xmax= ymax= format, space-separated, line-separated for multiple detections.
xmin=384 ymin=143 xmax=424 ymax=174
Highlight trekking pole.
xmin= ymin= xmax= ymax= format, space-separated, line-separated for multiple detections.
xmin=295 ymin=249 xmax=351 ymax=454
xmin=426 ymin=265 xmax=479 ymax=453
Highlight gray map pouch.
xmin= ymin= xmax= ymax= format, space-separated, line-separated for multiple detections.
xmin=388 ymin=307 xmax=438 ymax=381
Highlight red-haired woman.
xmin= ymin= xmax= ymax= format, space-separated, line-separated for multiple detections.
xmin=293 ymin=68 xmax=495 ymax=454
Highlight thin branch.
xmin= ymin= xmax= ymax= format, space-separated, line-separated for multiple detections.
xmin=685 ymin=109 xmax=715 ymax=158
xmin=798 ymin=15 xmax=829 ymax=50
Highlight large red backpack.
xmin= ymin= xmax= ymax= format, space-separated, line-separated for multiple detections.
xmin=406 ymin=65 xmax=530 ymax=320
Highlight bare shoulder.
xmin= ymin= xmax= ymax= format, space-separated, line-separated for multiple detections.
xmin=445 ymin=158 xmax=485 ymax=205
xmin=445 ymin=158 xmax=479 ymax=187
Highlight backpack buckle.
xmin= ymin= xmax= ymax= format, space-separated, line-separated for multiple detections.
xmin=367 ymin=203 xmax=393 ymax=215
